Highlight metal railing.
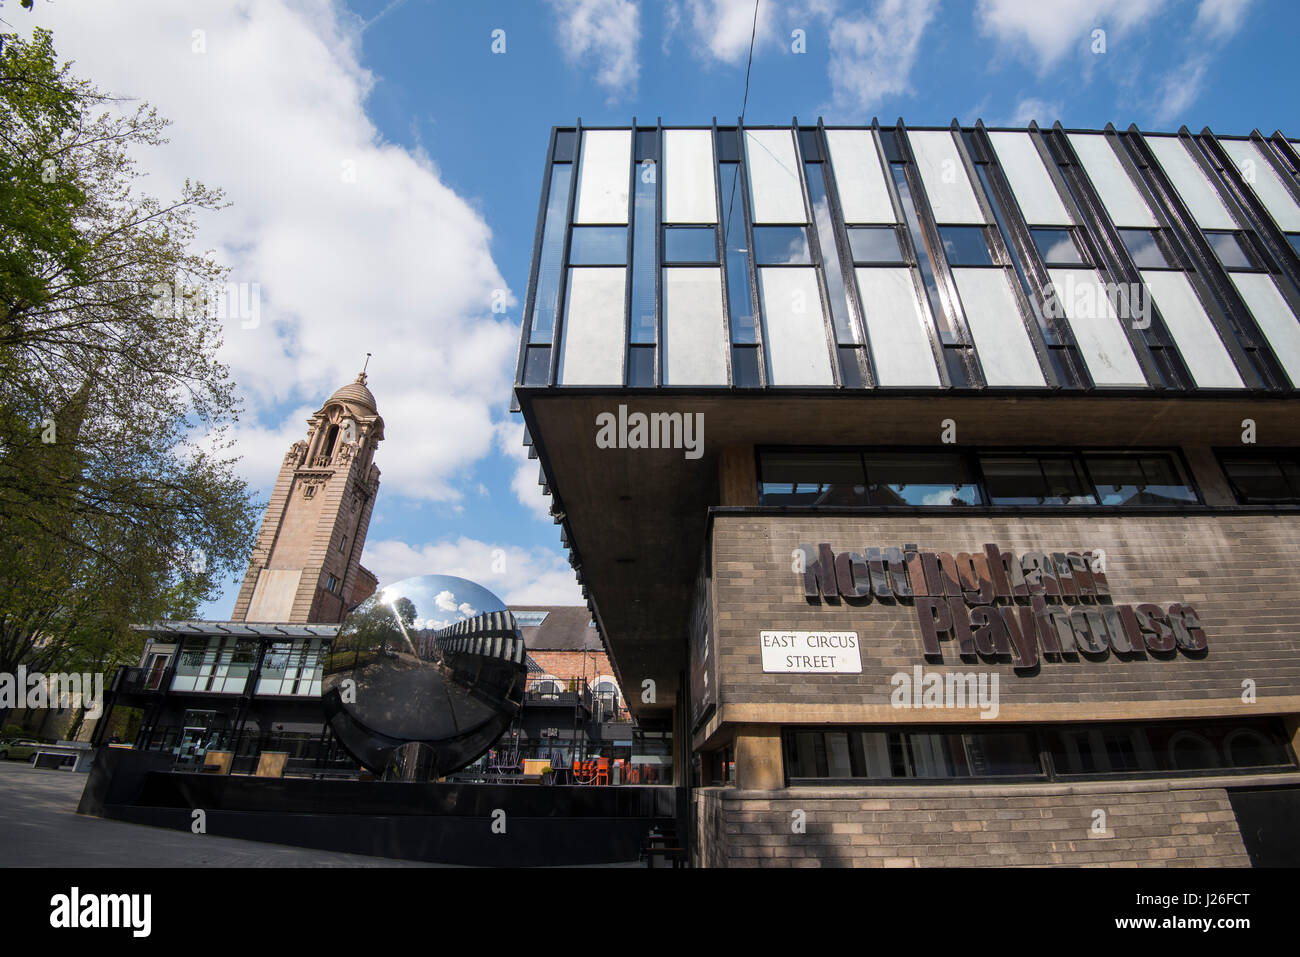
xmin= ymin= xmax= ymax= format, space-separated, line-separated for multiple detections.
xmin=112 ymin=666 xmax=166 ymax=695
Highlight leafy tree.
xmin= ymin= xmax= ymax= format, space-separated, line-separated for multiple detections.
xmin=0 ymin=28 xmax=258 ymax=687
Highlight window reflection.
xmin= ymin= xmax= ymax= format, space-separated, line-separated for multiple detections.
xmin=939 ymin=226 xmax=993 ymax=266
xmin=759 ymin=451 xmax=866 ymax=505
xmin=1031 ymin=228 xmax=1087 ymax=265
xmin=1218 ymin=450 xmax=1300 ymax=503
xmin=1205 ymin=231 xmax=1254 ymax=270
xmin=752 ymin=226 xmax=812 ymax=265
xmin=529 ymin=164 xmax=573 ymax=344
xmin=663 ymin=226 xmax=717 ymax=263
xmin=848 ymin=227 xmax=905 ymax=264
xmin=1083 ymin=452 xmax=1196 ymax=505
xmin=863 ymin=452 xmax=980 ymax=506
xmin=1119 ymin=228 xmax=1173 ymax=268
xmin=785 ymin=720 xmax=1294 ymax=781
xmin=980 ymin=454 xmax=1097 ymax=505
xmin=569 ymin=226 xmax=626 ymax=265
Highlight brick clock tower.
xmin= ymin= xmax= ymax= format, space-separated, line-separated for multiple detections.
xmin=231 ymin=366 xmax=384 ymax=623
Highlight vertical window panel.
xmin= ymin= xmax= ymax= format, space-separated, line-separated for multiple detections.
xmin=1031 ymin=228 xmax=1088 ymax=265
xmin=574 ymin=129 xmax=631 ymax=224
xmin=758 ymin=267 xmax=834 ymax=385
xmin=558 ymin=267 xmax=626 ymax=385
xmin=719 ymin=163 xmax=756 ymax=343
xmin=1044 ymin=268 xmax=1148 ymax=386
xmin=854 ymin=267 xmax=942 ymax=386
xmin=988 ymin=131 xmax=1072 ymax=226
xmin=1229 ymin=273 xmax=1300 ymax=386
xmin=806 ymin=162 xmax=858 ymax=344
xmin=951 ymin=269 xmax=1045 ymax=386
xmin=1139 ymin=270 xmax=1244 ymax=388
xmin=906 ymin=130 xmax=986 ymax=224
xmin=629 ymin=163 xmax=657 ymax=343
xmin=1067 ymin=133 xmax=1158 ymax=227
xmin=662 ymin=267 xmax=729 ymax=385
xmin=1219 ymin=139 xmax=1300 ymax=231
xmin=663 ymin=129 xmax=717 ymax=224
xmin=529 ymin=163 xmax=573 ymax=344
xmin=1144 ymin=136 xmax=1237 ymax=230
xmin=745 ymin=129 xmax=807 ymax=223
xmin=825 ymin=129 xmax=896 ymax=223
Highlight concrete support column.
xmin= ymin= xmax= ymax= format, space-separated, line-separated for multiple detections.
xmin=1286 ymin=714 xmax=1300 ymax=761
xmin=734 ymin=724 xmax=784 ymax=791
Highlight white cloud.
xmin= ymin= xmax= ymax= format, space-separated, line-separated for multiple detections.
xmin=1003 ymin=96 xmax=1064 ymax=127
xmin=674 ymin=0 xmax=778 ymax=65
xmin=24 ymin=0 xmax=518 ymax=507
xmin=434 ymin=590 xmax=460 ymax=612
xmin=975 ymin=0 xmax=1168 ymax=71
xmin=823 ymin=0 xmax=939 ymax=115
xmin=665 ymin=1 xmax=935 ymax=116
xmin=496 ymin=421 xmax=553 ymax=521
xmin=1150 ymin=55 xmax=1210 ymax=125
xmin=1194 ymin=0 xmax=1254 ymax=38
xmin=363 ymin=536 xmax=583 ymax=606
xmin=545 ymin=0 xmax=641 ymax=102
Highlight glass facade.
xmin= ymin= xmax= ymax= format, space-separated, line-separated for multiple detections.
xmin=518 ymin=124 xmax=1300 ymax=398
xmin=1217 ymin=448 xmax=1300 ymax=503
xmin=757 ymin=447 xmax=1199 ymax=508
xmin=785 ymin=719 xmax=1295 ymax=782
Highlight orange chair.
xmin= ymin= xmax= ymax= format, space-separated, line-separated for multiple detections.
xmin=595 ymin=757 xmax=609 ymax=786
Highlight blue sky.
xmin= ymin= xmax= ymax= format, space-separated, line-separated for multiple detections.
xmin=19 ymin=0 xmax=1299 ymax=618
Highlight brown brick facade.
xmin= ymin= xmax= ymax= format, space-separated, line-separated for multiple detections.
xmin=704 ymin=511 xmax=1300 ymax=727
xmin=527 ymin=649 xmax=615 ymax=685
xmin=691 ymin=777 xmax=1275 ymax=867
xmin=688 ymin=510 xmax=1300 ymax=866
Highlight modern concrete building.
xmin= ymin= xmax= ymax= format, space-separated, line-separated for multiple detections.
xmin=511 ymin=120 xmax=1300 ymax=866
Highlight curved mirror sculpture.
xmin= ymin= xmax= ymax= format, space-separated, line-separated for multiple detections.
xmin=322 ymin=574 xmax=526 ymax=779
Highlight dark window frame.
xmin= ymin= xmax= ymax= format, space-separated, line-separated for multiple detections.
xmin=1214 ymin=447 xmax=1300 ymax=504
xmin=1118 ymin=227 xmax=1182 ymax=270
xmin=937 ymin=225 xmax=997 ymax=267
xmin=568 ymin=225 xmax=628 ymax=266
xmin=661 ymin=225 xmax=719 ymax=265
xmin=750 ymin=225 xmax=813 ymax=266
xmin=756 ymin=445 xmax=1203 ymax=508
xmin=782 ymin=718 xmax=1296 ymax=786
xmin=1029 ymin=227 xmax=1090 ymax=267
xmin=846 ymin=226 xmax=908 ymax=265
xmin=1203 ymin=229 xmax=1263 ymax=272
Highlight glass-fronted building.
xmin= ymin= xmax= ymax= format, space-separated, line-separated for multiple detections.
xmin=512 ymin=120 xmax=1300 ymax=867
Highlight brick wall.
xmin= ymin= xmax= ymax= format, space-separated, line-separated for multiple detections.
xmin=527 ymin=649 xmax=616 ymax=686
xmin=693 ymin=779 xmax=1259 ymax=867
xmin=710 ymin=513 xmax=1300 ymax=712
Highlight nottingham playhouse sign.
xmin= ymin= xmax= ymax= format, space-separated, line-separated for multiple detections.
xmin=798 ymin=543 xmax=1208 ymax=668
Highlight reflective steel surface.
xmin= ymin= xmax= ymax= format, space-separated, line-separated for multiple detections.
xmin=322 ymin=575 xmax=526 ymax=779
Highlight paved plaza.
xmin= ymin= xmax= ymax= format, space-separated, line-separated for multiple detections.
xmin=0 ymin=761 xmax=434 ymax=867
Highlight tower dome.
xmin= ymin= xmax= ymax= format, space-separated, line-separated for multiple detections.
xmin=326 ymin=371 xmax=377 ymax=414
